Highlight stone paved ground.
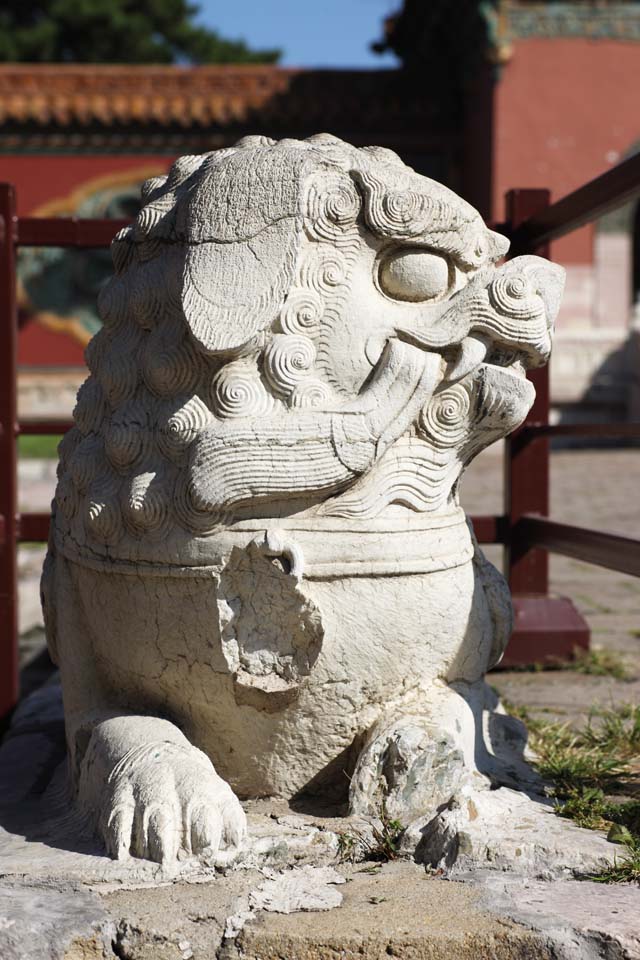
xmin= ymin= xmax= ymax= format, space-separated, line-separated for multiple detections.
xmin=461 ymin=445 xmax=640 ymax=724
xmin=16 ymin=447 xmax=640 ymax=722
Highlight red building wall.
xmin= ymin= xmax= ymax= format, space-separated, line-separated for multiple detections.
xmin=0 ymin=154 xmax=171 ymax=217
xmin=493 ymin=37 xmax=640 ymax=263
xmin=0 ymin=154 xmax=174 ymax=366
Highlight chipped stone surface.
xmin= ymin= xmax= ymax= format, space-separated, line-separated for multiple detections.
xmin=36 ymin=132 xmax=576 ymax=871
xmin=0 ymin=882 xmax=112 ymax=960
xmin=224 ymin=861 xmax=554 ymax=960
xmin=406 ymin=783 xmax=621 ymax=879
xmin=2 ymin=863 xmax=638 ymax=960
xmin=479 ymin=874 xmax=640 ymax=960
xmin=248 ymin=866 xmax=345 ymax=914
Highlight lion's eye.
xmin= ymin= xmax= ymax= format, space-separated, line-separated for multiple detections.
xmin=379 ymin=248 xmax=451 ymax=302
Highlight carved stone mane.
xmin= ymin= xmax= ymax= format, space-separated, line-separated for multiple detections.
xmin=54 ymin=134 xmax=551 ymax=574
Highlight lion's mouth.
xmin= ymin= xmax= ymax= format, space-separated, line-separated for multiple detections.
xmin=483 ymin=346 xmax=527 ymax=379
xmin=447 ymin=333 xmax=537 ymax=383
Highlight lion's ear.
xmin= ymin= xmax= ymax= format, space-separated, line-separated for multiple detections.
xmin=181 ymin=222 xmax=300 ymax=354
xmin=177 ymin=147 xmax=308 ymax=355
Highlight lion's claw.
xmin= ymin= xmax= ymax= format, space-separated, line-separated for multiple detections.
xmin=96 ymin=737 xmax=246 ymax=864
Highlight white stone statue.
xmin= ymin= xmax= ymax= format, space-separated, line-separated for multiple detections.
xmin=42 ymin=134 xmax=564 ymax=865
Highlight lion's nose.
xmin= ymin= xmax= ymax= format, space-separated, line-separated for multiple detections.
xmin=505 ymin=255 xmax=565 ymax=331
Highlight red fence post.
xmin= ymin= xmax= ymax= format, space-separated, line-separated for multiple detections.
xmin=501 ymin=188 xmax=590 ymax=667
xmin=504 ymin=189 xmax=551 ymax=595
xmin=0 ymin=184 xmax=19 ymax=718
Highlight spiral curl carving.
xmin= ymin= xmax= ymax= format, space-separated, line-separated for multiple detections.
xmin=57 ymin=427 xmax=81 ymax=477
xmin=97 ymin=277 xmax=130 ymax=334
xmin=157 ymin=395 xmax=212 ymax=461
xmin=166 ymin=154 xmax=204 ymax=188
xmin=142 ymin=331 xmax=200 ymax=398
xmin=264 ymin=335 xmax=316 ymax=398
xmin=382 ymin=190 xmax=427 ymax=232
xmin=289 ymin=379 xmax=332 ymax=409
xmin=279 ymin=289 xmax=323 ymax=337
xmin=488 ymin=274 xmax=543 ymax=322
xmin=111 ymin=229 xmax=136 ymax=275
xmin=419 ymin=384 xmax=472 ymax=448
xmin=104 ymin=417 xmax=149 ymax=471
xmin=140 ymin=176 xmax=166 ymax=202
xmin=128 ymin=262 xmax=167 ymax=330
xmin=298 ymin=248 xmax=349 ymax=297
xmin=68 ymin=435 xmax=103 ymax=492
xmin=211 ymin=361 xmax=276 ymax=419
xmin=55 ymin=475 xmax=79 ymax=521
xmin=86 ymin=498 xmax=122 ymax=544
xmin=134 ymin=196 xmax=175 ymax=242
xmin=84 ymin=329 xmax=108 ymax=376
xmin=306 ymin=174 xmax=360 ymax=242
xmin=85 ymin=472 xmax=123 ymax=544
xmin=123 ymin=471 xmax=170 ymax=539
xmin=99 ymin=335 xmax=141 ymax=408
xmin=173 ymin=475 xmax=220 ymax=536
xmin=73 ymin=378 xmax=106 ymax=436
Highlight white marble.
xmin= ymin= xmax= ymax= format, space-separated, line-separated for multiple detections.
xmin=43 ymin=134 xmax=567 ymax=865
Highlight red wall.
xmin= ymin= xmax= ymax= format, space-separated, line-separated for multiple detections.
xmin=0 ymin=154 xmax=174 ymax=366
xmin=493 ymin=38 xmax=640 ymax=262
xmin=0 ymin=154 xmax=172 ymax=216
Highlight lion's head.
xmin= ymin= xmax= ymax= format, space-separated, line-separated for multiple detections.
xmin=55 ymin=135 xmax=563 ymax=559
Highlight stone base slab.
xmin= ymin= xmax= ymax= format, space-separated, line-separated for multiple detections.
xmin=1 ymin=683 xmax=638 ymax=959
xmin=2 ymin=861 xmax=639 ymax=960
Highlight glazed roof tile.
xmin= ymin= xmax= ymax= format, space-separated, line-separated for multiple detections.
xmin=0 ymin=65 xmax=433 ymax=132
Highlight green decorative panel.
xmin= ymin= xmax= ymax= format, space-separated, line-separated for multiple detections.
xmin=510 ymin=3 xmax=640 ymax=41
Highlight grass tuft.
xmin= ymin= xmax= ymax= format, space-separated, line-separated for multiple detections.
xmin=336 ymin=797 xmax=405 ymax=864
xmin=505 ymin=647 xmax=631 ymax=679
xmin=566 ymin=648 xmax=631 ymax=680
xmin=502 ymin=700 xmax=640 ymax=883
xmin=592 ymin=832 xmax=640 ymax=885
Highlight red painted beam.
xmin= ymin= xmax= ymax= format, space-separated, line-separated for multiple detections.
xmin=16 ymin=217 xmax=130 ymax=248
xmin=522 ymin=422 xmax=640 ymax=439
xmin=19 ymin=420 xmax=73 ymax=435
xmin=18 ymin=513 xmax=51 ymax=543
xmin=518 ymin=516 xmax=640 ymax=579
xmin=508 ymin=152 xmax=640 ymax=252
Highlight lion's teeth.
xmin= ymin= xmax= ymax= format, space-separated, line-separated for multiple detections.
xmin=447 ymin=334 xmax=488 ymax=382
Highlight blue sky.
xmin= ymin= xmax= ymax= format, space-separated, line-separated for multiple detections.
xmin=196 ymin=0 xmax=400 ymax=68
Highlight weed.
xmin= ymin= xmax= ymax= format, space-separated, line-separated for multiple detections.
xmin=368 ymin=798 xmax=405 ymax=861
xmin=533 ymin=723 xmax=629 ymax=795
xmin=336 ymin=831 xmax=360 ymax=863
xmin=335 ymin=797 xmax=405 ymax=865
xmin=500 ymin=647 xmax=629 ymax=679
xmin=582 ymin=705 xmax=640 ymax=758
xmin=591 ymin=831 xmax=640 ymax=885
xmin=555 ymin=787 xmax=610 ymax=831
xmin=567 ymin=648 xmax=630 ymax=680
xmin=502 ymin=700 xmax=640 ymax=882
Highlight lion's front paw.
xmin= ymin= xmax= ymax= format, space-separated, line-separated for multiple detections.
xmin=99 ymin=739 xmax=246 ymax=864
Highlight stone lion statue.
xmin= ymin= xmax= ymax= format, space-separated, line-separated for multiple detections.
xmin=42 ymin=134 xmax=564 ymax=865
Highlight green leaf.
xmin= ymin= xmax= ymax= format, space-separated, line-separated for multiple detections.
xmin=607 ymin=823 xmax=634 ymax=846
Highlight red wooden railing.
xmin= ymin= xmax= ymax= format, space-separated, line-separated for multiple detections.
xmin=1 ymin=154 xmax=639 ymax=716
